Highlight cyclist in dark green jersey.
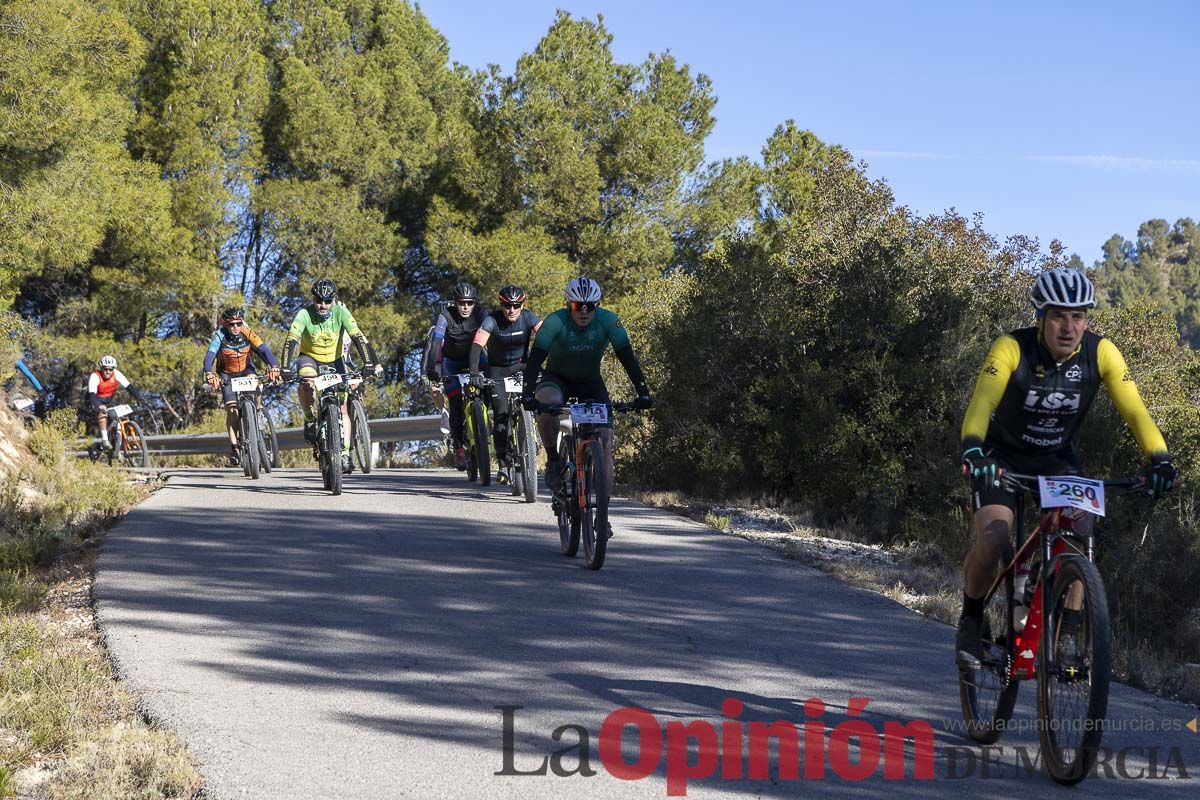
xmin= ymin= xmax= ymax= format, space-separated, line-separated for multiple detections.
xmin=521 ymin=276 xmax=653 ymax=497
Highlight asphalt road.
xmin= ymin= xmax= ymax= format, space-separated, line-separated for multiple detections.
xmin=95 ymin=468 xmax=1200 ymax=799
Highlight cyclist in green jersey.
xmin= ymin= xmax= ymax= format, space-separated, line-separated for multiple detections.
xmin=521 ymin=276 xmax=653 ymax=498
xmin=280 ymin=279 xmax=382 ymax=473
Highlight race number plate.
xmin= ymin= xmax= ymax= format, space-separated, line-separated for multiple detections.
xmin=230 ymin=375 xmax=259 ymax=393
xmin=313 ymin=372 xmax=342 ymax=391
xmin=111 ymin=404 xmax=133 ymax=418
xmin=568 ymin=403 xmax=608 ymax=425
xmin=13 ymin=397 xmax=34 ymax=411
xmin=504 ymin=376 xmax=523 ymax=393
xmin=1038 ymin=475 xmax=1106 ymax=517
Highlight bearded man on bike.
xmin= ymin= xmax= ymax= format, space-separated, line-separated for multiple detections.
xmin=955 ymin=267 xmax=1178 ymax=667
xmin=203 ymin=308 xmax=281 ymax=467
xmin=521 ymin=276 xmax=653 ymax=514
xmin=468 ymin=284 xmax=542 ymax=484
xmin=423 ymin=281 xmax=488 ymax=470
xmin=85 ymin=355 xmax=145 ymax=451
xmin=280 ymin=279 xmax=382 ymax=473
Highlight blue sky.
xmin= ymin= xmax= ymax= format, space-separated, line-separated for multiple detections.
xmin=419 ymin=0 xmax=1199 ymax=263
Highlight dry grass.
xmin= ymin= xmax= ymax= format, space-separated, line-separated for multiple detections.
xmin=0 ymin=408 xmax=202 ymax=799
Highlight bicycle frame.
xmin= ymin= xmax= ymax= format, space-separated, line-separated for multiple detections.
xmin=985 ymin=474 xmax=1137 ymax=682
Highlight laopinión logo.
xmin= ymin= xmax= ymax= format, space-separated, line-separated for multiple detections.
xmin=496 ymin=696 xmax=935 ymax=796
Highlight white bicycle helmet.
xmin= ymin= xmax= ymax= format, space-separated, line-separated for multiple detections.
xmin=99 ymin=355 xmax=118 ymax=369
xmin=564 ymin=276 xmax=602 ymax=304
xmin=1031 ymin=268 xmax=1096 ymax=311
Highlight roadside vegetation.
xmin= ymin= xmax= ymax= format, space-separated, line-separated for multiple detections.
xmin=0 ymin=405 xmax=201 ymax=799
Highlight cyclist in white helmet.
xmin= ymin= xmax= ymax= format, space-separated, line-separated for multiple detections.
xmin=521 ymin=277 xmax=653 ymax=519
xmin=954 ymin=267 xmax=1177 ymax=667
xmin=85 ymin=355 xmax=145 ymax=450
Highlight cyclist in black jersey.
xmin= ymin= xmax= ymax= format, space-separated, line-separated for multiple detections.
xmin=469 ymin=284 xmax=542 ymax=483
xmin=954 ymin=268 xmax=1178 ymax=667
xmin=423 ymin=281 xmax=488 ymax=470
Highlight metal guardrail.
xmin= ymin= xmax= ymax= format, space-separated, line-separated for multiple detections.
xmin=120 ymin=415 xmax=442 ymax=457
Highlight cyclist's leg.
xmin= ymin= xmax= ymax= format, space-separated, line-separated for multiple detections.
xmin=334 ymin=359 xmax=351 ymax=460
xmin=488 ymin=364 xmax=518 ymax=465
xmin=220 ymin=371 xmax=240 ymax=448
xmin=296 ymin=355 xmax=319 ymax=423
xmin=957 ymin=450 xmax=1018 ymax=663
xmin=444 ymin=357 xmax=468 ymax=447
xmin=533 ymin=375 xmax=566 ymax=456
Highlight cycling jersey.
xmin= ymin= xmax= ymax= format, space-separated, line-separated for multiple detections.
xmin=428 ymin=304 xmax=487 ymax=364
xmin=286 ymin=304 xmax=362 ymax=363
xmin=530 ymin=308 xmax=630 ymax=382
xmin=204 ymin=326 xmax=278 ymax=374
xmin=961 ymin=327 xmax=1167 ymax=459
xmin=472 ymin=309 xmax=541 ymax=369
xmin=87 ymin=368 xmax=131 ymax=400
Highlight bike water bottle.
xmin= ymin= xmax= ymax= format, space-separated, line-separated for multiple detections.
xmin=1012 ymin=562 xmax=1031 ymax=632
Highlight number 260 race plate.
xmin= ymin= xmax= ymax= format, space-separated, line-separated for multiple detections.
xmin=1038 ymin=475 xmax=1106 ymax=517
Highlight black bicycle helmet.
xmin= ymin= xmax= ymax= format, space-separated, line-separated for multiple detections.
xmin=311 ymin=278 xmax=338 ymax=301
xmin=498 ymin=284 xmax=526 ymax=304
xmin=452 ymin=281 xmax=477 ymax=302
xmin=220 ymin=307 xmax=245 ymax=323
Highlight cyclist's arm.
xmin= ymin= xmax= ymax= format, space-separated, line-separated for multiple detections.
xmin=85 ymin=372 xmax=100 ymax=408
xmin=522 ymin=345 xmax=548 ymax=394
xmin=203 ymin=332 xmax=222 ymax=374
xmin=281 ymin=310 xmax=307 ymax=367
xmin=424 ymin=314 xmax=449 ymax=375
xmin=470 ymin=318 xmax=495 ymax=374
xmin=1098 ymin=337 xmax=1169 ymax=457
xmin=959 ymin=334 xmax=1020 ymax=450
xmin=245 ymin=327 xmax=279 ymax=369
xmin=614 ymin=346 xmax=650 ymax=398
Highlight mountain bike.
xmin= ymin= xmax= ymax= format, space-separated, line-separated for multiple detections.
xmin=223 ymin=375 xmax=266 ymax=479
xmin=537 ymin=400 xmax=641 ymax=570
xmin=88 ymin=404 xmax=149 ymax=468
xmin=499 ymin=374 xmax=538 ymax=503
xmin=346 ymin=370 xmax=373 ymax=474
xmin=457 ymin=374 xmax=491 ymax=486
xmin=302 ymin=367 xmax=349 ymax=495
xmin=958 ymin=470 xmax=1149 ymax=785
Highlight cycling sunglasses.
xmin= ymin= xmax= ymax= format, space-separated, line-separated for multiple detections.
xmin=500 ymin=302 xmax=523 ymax=311
xmin=570 ymin=301 xmax=598 ymax=313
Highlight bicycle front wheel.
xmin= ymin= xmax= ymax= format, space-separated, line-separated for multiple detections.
xmin=350 ymin=396 xmax=372 ymax=473
xmin=1037 ymin=555 xmax=1110 ymax=785
xmin=239 ymin=398 xmax=260 ymax=479
xmin=520 ymin=411 xmax=538 ymax=504
xmin=122 ymin=420 xmax=149 ymax=468
xmin=323 ymin=406 xmax=343 ymax=496
xmin=471 ymin=400 xmax=490 ymax=487
xmin=581 ymin=440 xmax=609 ymax=571
xmin=958 ymin=556 xmax=1020 ymax=744
xmin=556 ymin=439 xmax=579 ymax=557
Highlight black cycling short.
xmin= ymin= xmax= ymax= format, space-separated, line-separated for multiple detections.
xmin=972 ymin=446 xmax=1082 ymax=512
xmin=535 ymin=372 xmax=610 ymax=407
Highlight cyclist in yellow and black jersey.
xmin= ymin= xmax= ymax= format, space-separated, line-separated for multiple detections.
xmin=955 ymin=267 xmax=1178 ymax=667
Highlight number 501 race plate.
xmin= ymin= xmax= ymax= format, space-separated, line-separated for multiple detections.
xmin=1038 ymin=475 xmax=1106 ymax=517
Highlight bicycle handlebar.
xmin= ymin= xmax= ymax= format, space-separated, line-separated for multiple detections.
xmin=1000 ymin=471 xmax=1146 ymax=495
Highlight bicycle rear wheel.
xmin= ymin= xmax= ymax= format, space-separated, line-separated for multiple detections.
xmin=958 ymin=557 xmax=1020 ymax=744
xmin=1037 ymin=555 xmax=1110 ymax=785
xmin=350 ymin=396 xmax=372 ymax=473
xmin=581 ymin=440 xmax=609 ymax=571
xmin=239 ymin=398 xmax=260 ymax=479
xmin=556 ymin=439 xmax=579 ymax=557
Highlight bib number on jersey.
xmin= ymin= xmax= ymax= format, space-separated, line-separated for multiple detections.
xmin=1038 ymin=475 xmax=1106 ymax=517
